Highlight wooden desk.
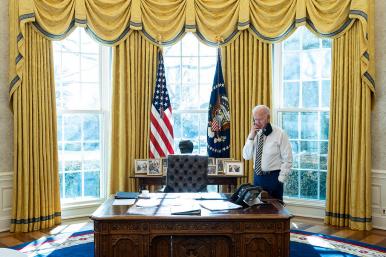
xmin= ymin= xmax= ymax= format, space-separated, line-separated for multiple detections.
xmin=132 ymin=175 xmax=243 ymax=192
xmin=92 ymin=194 xmax=292 ymax=257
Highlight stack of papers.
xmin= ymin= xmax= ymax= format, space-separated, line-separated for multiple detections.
xmin=170 ymin=204 xmax=201 ymax=215
xmin=199 ymin=200 xmax=242 ymax=211
xmin=135 ymin=199 xmax=161 ymax=207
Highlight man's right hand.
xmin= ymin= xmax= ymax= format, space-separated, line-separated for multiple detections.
xmin=248 ymin=124 xmax=258 ymax=140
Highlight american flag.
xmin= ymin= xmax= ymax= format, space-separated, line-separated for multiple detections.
xmin=149 ymin=50 xmax=174 ymax=158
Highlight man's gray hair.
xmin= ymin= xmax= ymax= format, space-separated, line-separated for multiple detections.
xmin=252 ymin=105 xmax=270 ymax=116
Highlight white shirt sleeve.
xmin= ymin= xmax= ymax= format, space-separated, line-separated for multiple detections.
xmin=242 ymin=136 xmax=255 ymax=160
xmin=278 ymin=132 xmax=293 ymax=183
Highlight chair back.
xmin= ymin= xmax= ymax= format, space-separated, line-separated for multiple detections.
xmin=165 ymin=155 xmax=209 ymax=192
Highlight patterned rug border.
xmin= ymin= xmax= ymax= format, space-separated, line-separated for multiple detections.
xmin=12 ymin=230 xmax=93 ymax=251
xmin=11 ymin=229 xmax=386 ymax=257
xmin=291 ymin=229 xmax=386 ymax=253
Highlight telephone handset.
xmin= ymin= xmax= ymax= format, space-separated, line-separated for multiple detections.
xmin=230 ymin=183 xmax=264 ymax=207
xmin=262 ymin=123 xmax=273 ymax=136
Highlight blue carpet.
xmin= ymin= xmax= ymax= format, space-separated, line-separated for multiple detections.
xmin=12 ymin=230 xmax=386 ymax=257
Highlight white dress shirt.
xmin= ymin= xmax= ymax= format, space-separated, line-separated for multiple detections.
xmin=242 ymin=125 xmax=293 ymax=183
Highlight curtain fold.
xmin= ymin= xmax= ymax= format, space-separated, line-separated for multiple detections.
xmin=11 ymin=24 xmax=61 ymax=232
xmin=110 ymin=31 xmax=158 ymax=193
xmin=325 ymin=21 xmax=372 ymax=230
xmin=221 ymin=30 xmax=272 ymax=184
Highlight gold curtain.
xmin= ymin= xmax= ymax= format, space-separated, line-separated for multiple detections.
xmin=221 ymin=30 xmax=272 ymax=184
xmin=110 ymin=31 xmax=158 ymax=193
xmin=325 ymin=21 xmax=372 ymax=230
xmin=11 ymin=24 xmax=61 ymax=232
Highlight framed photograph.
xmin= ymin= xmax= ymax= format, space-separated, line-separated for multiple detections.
xmin=162 ymin=158 xmax=168 ymax=175
xmin=148 ymin=159 xmax=162 ymax=176
xmin=208 ymin=157 xmax=215 ymax=166
xmin=134 ymin=159 xmax=148 ymax=174
xmin=224 ymin=162 xmax=244 ymax=176
xmin=207 ymin=165 xmax=217 ymax=175
xmin=216 ymin=158 xmax=233 ymax=174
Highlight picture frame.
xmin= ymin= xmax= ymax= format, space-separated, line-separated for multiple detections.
xmin=208 ymin=157 xmax=215 ymax=166
xmin=147 ymin=159 xmax=163 ymax=176
xmin=224 ymin=161 xmax=244 ymax=176
xmin=162 ymin=158 xmax=168 ymax=175
xmin=216 ymin=158 xmax=233 ymax=174
xmin=134 ymin=159 xmax=148 ymax=174
xmin=207 ymin=165 xmax=217 ymax=175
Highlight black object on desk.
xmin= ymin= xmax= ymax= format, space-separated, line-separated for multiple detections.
xmin=115 ymin=192 xmax=139 ymax=199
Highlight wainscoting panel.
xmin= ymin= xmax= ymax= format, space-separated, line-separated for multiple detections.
xmin=0 ymin=172 xmax=12 ymax=232
xmin=372 ymin=170 xmax=386 ymax=230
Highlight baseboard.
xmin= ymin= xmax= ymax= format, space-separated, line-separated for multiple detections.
xmin=372 ymin=215 xmax=386 ymax=230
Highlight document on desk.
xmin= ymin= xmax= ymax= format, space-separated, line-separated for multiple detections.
xmin=135 ymin=198 xmax=161 ymax=207
xmin=199 ymin=200 xmax=242 ymax=211
xmin=112 ymin=199 xmax=136 ymax=205
xmin=170 ymin=204 xmax=201 ymax=215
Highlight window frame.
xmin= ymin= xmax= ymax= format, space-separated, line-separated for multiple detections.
xmin=54 ymin=29 xmax=112 ymax=210
xmin=163 ymin=34 xmax=217 ymax=154
xmin=272 ymin=30 xmax=330 ymax=206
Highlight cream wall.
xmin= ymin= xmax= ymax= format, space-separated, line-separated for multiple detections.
xmin=0 ymin=0 xmax=385 ymax=231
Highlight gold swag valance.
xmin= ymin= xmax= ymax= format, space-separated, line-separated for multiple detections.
xmin=9 ymin=0 xmax=374 ymax=101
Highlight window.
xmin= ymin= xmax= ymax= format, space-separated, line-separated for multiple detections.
xmin=54 ymin=29 xmax=111 ymax=203
xmin=273 ymin=27 xmax=331 ymax=200
xmin=163 ymin=33 xmax=217 ymax=154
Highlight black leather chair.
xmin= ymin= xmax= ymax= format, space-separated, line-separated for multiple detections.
xmin=164 ymin=155 xmax=209 ymax=193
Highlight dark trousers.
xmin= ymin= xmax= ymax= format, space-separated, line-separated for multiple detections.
xmin=253 ymin=170 xmax=283 ymax=200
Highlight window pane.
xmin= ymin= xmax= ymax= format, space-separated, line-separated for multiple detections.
xmin=283 ymin=82 xmax=299 ymax=107
xmin=84 ymin=171 xmax=100 ymax=197
xmin=321 ymin=80 xmax=330 ymax=108
xmin=284 ymin=170 xmax=299 ymax=197
xmin=300 ymin=141 xmax=319 ymax=169
xmin=83 ymin=114 xmax=100 ymax=141
xmin=302 ymin=29 xmax=320 ymax=49
xmin=283 ymin=53 xmax=300 ymax=80
xmin=322 ymin=39 xmax=332 ymax=48
xmin=65 ymin=172 xmax=81 ymax=198
xmin=81 ymin=54 xmax=99 ymax=83
xmin=301 ymin=52 xmax=320 ymax=80
xmin=182 ymin=57 xmax=198 ymax=84
xmin=81 ymin=84 xmax=100 ymax=109
xmin=302 ymin=81 xmax=319 ymax=108
xmin=200 ymin=57 xmax=217 ymax=85
xmin=320 ymin=112 xmax=329 ymax=140
xmin=321 ymin=50 xmax=331 ymax=78
xmin=164 ymin=42 xmax=181 ymax=56
xmin=61 ymin=53 xmax=80 ymax=83
xmin=164 ymin=57 xmax=181 ymax=85
xmin=301 ymin=112 xmax=318 ymax=139
xmin=181 ymin=34 xmax=198 ymax=56
xmin=300 ymin=170 xmax=318 ymax=199
xmin=64 ymin=115 xmax=81 ymax=141
xmin=319 ymin=171 xmax=327 ymax=200
xmin=281 ymin=112 xmax=298 ymax=139
xmin=182 ymin=113 xmax=199 ymax=138
xmin=320 ymin=155 xmax=328 ymax=170
xmin=283 ymin=29 xmax=300 ymax=50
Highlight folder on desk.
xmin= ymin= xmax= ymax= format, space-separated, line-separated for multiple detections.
xmin=115 ymin=192 xmax=139 ymax=199
xmin=199 ymin=200 xmax=242 ymax=211
xmin=170 ymin=204 xmax=201 ymax=215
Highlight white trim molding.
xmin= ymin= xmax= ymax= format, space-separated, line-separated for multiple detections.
xmin=0 ymin=172 xmax=13 ymax=232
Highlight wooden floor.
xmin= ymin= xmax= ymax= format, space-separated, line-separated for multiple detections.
xmin=0 ymin=216 xmax=385 ymax=248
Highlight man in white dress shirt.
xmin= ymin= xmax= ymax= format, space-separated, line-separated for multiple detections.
xmin=242 ymin=105 xmax=292 ymax=200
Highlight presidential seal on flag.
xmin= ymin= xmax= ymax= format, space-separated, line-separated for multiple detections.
xmin=207 ymin=51 xmax=230 ymax=158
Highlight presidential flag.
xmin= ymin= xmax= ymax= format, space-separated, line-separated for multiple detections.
xmin=207 ymin=51 xmax=230 ymax=158
xmin=150 ymin=50 xmax=174 ymax=158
